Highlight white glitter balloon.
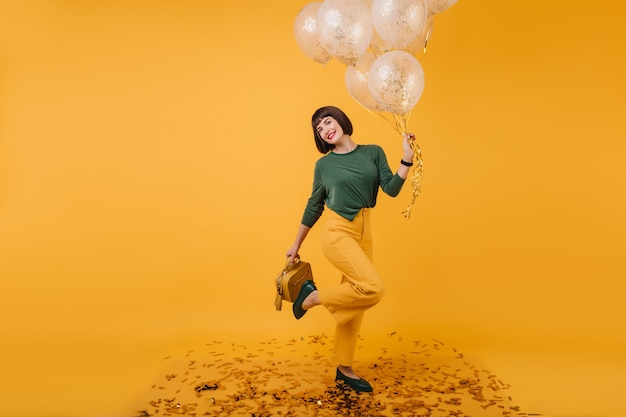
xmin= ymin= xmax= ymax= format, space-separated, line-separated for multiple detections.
xmin=345 ymin=52 xmax=385 ymax=112
xmin=371 ymin=0 xmax=428 ymax=50
xmin=368 ymin=50 xmax=424 ymax=115
xmin=316 ymin=0 xmax=373 ymax=66
xmin=294 ymin=2 xmax=332 ymax=64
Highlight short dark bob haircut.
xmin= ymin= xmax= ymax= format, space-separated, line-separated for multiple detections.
xmin=311 ymin=106 xmax=354 ymax=154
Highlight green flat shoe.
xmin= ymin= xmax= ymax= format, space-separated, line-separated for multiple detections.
xmin=335 ymin=368 xmax=373 ymax=392
xmin=292 ymin=280 xmax=316 ymax=320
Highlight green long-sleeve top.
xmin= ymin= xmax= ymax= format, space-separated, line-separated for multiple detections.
xmin=301 ymin=144 xmax=406 ymax=227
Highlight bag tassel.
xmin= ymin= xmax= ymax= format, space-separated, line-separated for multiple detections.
xmin=274 ymin=292 xmax=283 ymax=311
xmin=274 ymin=271 xmax=284 ymax=311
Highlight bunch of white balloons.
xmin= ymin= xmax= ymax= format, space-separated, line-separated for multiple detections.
xmin=294 ymin=0 xmax=457 ymax=117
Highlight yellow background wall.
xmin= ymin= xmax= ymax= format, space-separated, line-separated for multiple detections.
xmin=1 ymin=1 xmax=625 ymax=416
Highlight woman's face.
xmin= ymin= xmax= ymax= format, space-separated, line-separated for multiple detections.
xmin=315 ymin=116 xmax=345 ymax=145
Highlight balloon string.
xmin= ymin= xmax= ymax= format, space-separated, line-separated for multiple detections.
xmin=392 ymin=114 xmax=423 ymax=219
xmin=359 ymin=105 xmax=401 ymax=132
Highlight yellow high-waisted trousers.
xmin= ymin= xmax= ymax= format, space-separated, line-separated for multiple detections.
xmin=318 ymin=208 xmax=385 ymax=366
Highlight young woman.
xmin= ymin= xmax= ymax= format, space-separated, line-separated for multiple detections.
xmin=285 ymin=106 xmax=415 ymax=392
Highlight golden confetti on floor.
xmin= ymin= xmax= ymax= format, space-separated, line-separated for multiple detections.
xmin=134 ymin=333 xmax=540 ymax=417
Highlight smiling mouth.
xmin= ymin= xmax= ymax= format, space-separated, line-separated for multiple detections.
xmin=327 ymin=131 xmax=335 ymax=140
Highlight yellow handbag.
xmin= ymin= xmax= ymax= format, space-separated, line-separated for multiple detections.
xmin=274 ymin=256 xmax=314 ymax=311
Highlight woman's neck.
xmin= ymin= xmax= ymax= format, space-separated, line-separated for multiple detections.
xmin=333 ymin=137 xmax=357 ymax=154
